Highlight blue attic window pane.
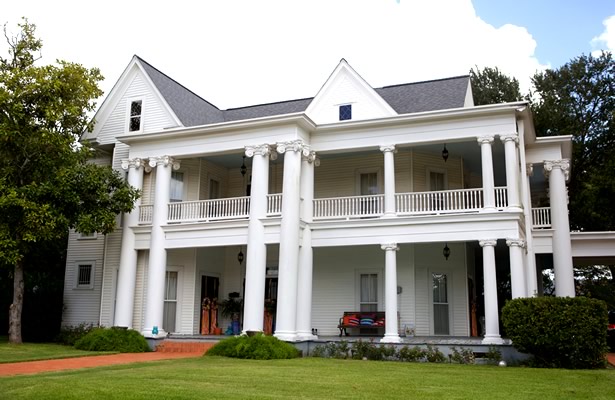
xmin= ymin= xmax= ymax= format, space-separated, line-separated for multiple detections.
xmin=339 ymin=104 xmax=352 ymax=121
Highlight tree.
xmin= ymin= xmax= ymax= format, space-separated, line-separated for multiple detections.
xmin=0 ymin=20 xmax=139 ymax=343
xmin=531 ymin=52 xmax=615 ymax=232
xmin=469 ymin=66 xmax=524 ymax=105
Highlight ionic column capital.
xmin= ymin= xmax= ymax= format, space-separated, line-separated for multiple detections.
xmin=148 ymin=156 xmax=180 ymax=170
xmin=477 ymin=135 xmax=495 ymax=145
xmin=381 ymin=243 xmax=399 ymax=252
xmin=121 ymin=158 xmax=145 ymax=171
xmin=277 ymin=140 xmax=309 ymax=156
xmin=543 ymin=159 xmax=570 ymax=180
xmin=506 ymin=239 xmax=526 ymax=248
xmin=380 ymin=144 xmax=397 ymax=153
xmin=245 ymin=144 xmax=274 ymax=158
xmin=526 ymin=163 xmax=534 ymax=177
xmin=499 ymin=133 xmax=519 ymax=144
xmin=479 ymin=239 xmax=498 ymax=248
xmin=301 ymin=150 xmax=320 ymax=166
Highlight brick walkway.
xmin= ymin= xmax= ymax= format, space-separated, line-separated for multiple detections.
xmin=0 ymin=351 xmax=203 ymax=377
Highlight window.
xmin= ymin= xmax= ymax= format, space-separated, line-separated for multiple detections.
xmin=432 ymin=273 xmax=450 ymax=335
xmin=429 ymin=171 xmax=446 ymax=191
xmin=170 ymin=171 xmax=184 ymax=202
xmin=75 ymin=262 xmax=95 ymax=289
xmin=360 ymin=172 xmax=379 ymax=195
xmin=360 ymin=273 xmax=378 ymax=311
xmin=163 ymin=271 xmax=178 ymax=333
xmin=129 ymin=100 xmax=142 ymax=132
xmin=209 ymin=178 xmax=220 ymax=199
xmin=339 ymin=104 xmax=352 ymax=121
xmin=77 ymin=232 xmax=97 ymax=240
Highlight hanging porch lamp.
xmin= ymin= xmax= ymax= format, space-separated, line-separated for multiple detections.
xmin=443 ymin=243 xmax=451 ymax=260
xmin=240 ymin=155 xmax=247 ymax=176
xmin=442 ymin=144 xmax=449 ymax=162
xmin=237 ymin=248 xmax=244 ymax=265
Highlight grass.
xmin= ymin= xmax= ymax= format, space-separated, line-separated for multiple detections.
xmin=1 ymin=356 xmax=614 ymax=399
xmin=0 ymin=337 xmax=115 ymax=363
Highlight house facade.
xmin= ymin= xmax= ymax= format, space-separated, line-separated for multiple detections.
xmin=63 ymin=56 xmax=592 ymax=345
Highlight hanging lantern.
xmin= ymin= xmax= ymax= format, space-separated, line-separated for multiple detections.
xmin=442 ymin=144 xmax=449 ymax=162
xmin=240 ymin=155 xmax=247 ymax=176
xmin=443 ymin=243 xmax=451 ymax=260
xmin=237 ymin=248 xmax=244 ymax=265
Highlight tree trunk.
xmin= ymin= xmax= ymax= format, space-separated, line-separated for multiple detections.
xmin=9 ymin=259 xmax=24 ymax=344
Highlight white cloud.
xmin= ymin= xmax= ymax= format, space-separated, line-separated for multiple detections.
xmin=3 ymin=0 xmax=547 ymax=108
xmin=592 ymin=15 xmax=615 ymax=55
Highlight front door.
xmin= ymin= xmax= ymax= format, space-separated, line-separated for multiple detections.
xmin=200 ymin=275 xmax=219 ymax=334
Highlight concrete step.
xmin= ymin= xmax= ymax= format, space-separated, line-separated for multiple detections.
xmin=155 ymin=341 xmax=215 ymax=355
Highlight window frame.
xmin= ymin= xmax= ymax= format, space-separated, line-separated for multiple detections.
xmin=355 ymin=168 xmax=383 ymax=196
xmin=339 ymin=104 xmax=352 ymax=121
xmin=77 ymin=232 xmax=97 ymax=240
xmin=428 ymin=268 xmax=454 ymax=336
xmin=426 ymin=167 xmax=448 ymax=191
xmin=125 ymin=97 xmax=144 ymax=133
xmin=170 ymin=170 xmax=185 ymax=202
xmin=355 ymin=268 xmax=383 ymax=311
xmin=74 ymin=261 xmax=96 ymax=290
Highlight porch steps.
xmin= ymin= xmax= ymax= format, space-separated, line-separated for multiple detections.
xmin=155 ymin=341 xmax=215 ymax=355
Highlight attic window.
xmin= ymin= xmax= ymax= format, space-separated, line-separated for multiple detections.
xmin=339 ymin=104 xmax=352 ymax=121
xmin=129 ymin=100 xmax=142 ymax=132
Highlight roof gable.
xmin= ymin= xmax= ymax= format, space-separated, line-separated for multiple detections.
xmin=305 ymin=59 xmax=397 ymax=124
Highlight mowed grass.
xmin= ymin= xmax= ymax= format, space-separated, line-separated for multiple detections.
xmin=1 ymin=356 xmax=614 ymax=399
xmin=0 ymin=337 xmax=114 ymax=363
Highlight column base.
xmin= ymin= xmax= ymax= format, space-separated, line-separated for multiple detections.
xmin=274 ymin=331 xmax=298 ymax=342
xmin=242 ymin=329 xmax=264 ymax=336
xmin=142 ymin=328 xmax=168 ymax=339
xmin=381 ymin=334 xmax=402 ymax=343
xmin=481 ymin=335 xmax=504 ymax=345
xmin=382 ymin=212 xmax=397 ymax=218
xmin=295 ymin=331 xmax=318 ymax=341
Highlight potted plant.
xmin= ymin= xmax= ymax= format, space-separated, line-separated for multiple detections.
xmin=219 ymin=296 xmax=242 ymax=334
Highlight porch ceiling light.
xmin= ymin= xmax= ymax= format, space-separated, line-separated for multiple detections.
xmin=443 ymin=243 xmax=451 ymax=260
xmin=237 ymin=248 xmax=244 ymax=265
xmin=442 ymin=144 xmax=449 ymax=162
xmin=240 ymin=155 xmax=247 ymax=176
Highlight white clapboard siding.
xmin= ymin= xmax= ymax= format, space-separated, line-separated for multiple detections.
xmin=97 ymin=71 xmax=176 ymax=145
xmin=112 ymin=143 xmax=130 ymax=172
xmin=61 ymin=231 xmax=106 ymax=327
xmin=166 ymin=249 xmax=197 ymax=334
xmin=98 ymin=230 xmax=123 ymax=327
xmin=200 ymin=159 xmax=230 ymax=200
xmin=132 ymin=251 xmax=148 ymax=332
xmin=412 ymin=152 xmax=462 ymax=192
xmin=397 ymin=245 xmax=416 ymax=334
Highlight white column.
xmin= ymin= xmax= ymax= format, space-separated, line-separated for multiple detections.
xmin=114 ymin=158 xmax=145 ymax=328
xmin=500 ymin=133 xmax=521 ymax=210
xmin=274 ymin=140 xmax=305 ymax=341
xmin=477 ymin=136 xmax=496 ymax=210
xmin=243 ymin=144 xmax=272 ymax=333
xmin=296 ymin=151 xmax=318 ymax=340
xmin=544 ymin=160 xmax=575 ymax=297
xmin=381 ymin=243 xmax=401 ymax=343
xmin=524 ymin=163 xmax=539 ymax=296
xmin=506 ymin=239 xmax=527 ymax=299
xmin=480 ymin=239 xmax=503 ymax=344
xmin=143 ymin=155 xmax=179 ymax=337
xmin=380 ymin=145 xmax=397 ymax=217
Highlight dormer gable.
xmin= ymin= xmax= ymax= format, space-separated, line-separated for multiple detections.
xmin=83 ymin=56 xmax=183 ymax=146
xmin=305 ymin=59 xmax=397 ymax=124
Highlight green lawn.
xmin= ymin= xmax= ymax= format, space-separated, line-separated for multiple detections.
xmin=1 ymin=356 xmax=614 ymax=399
xmin=0 ymin=338 xmax=114 ymax=363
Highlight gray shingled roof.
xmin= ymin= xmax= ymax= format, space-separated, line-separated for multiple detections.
xmin=138 ymin=56 xmax=470 ymax=127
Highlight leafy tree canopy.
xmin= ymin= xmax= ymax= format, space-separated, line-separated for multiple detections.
xmin=0 ymin=19 xmax=139 ymax=343
xmin=470 ymin=66 xmax=524 ymax=105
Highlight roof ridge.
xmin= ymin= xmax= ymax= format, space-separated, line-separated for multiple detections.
xmin=134 ymin=55 xmax=221 ymax=111
xmin=379 ymin=75 xmax=469 ymax=89
xmin=225 ymin=96 xmax=314 ymax=111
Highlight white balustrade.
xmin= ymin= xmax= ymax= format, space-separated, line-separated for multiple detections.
xmin=313 ymin=194 xmax=384 ymax=220
xmin=138 ymin=204 xmax=153 ymax=224
xmin=531 ymin=207 xmax=551 ymax=228
xmin=167 ymin=196 xmax=250 ymax=223
xmin=267 ymin=193 xmax=283 ymax=216
xmin=395 ymin=188 xmax=484 ymax=215
xmin=495 ymin=187 xmax=508 ymax=209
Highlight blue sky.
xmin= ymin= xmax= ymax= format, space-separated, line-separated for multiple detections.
xmin=473 ymin=0 xmax=615 ymax=67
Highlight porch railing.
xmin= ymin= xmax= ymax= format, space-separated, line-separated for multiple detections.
xmin=395 ymin=188 xmax=483 ymax=214
xmin=167 ymin=196 xmax=250 ymax=223
xmin=138 ymin=204 xmax=153 ymax=224
xmin=495 ymin=187 xmax=508 ymax=209
xmin=267 ymin=193 xmax=283 ymax=216
xmin=313 ymin=194 xmax=384 ymax=220
xmin=531 ymin=207 xmax=551 ymax=228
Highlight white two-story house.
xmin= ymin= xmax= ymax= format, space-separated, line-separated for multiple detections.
xmin=63 ymin=56 xmax=605 ymax=345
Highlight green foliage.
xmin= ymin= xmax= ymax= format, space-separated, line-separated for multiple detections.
xmin=502 ymin=297 xmax=608 ymax=369
xmin=55 ymin=323 xmax=96 ymax=346
xmin=486 ymin=346 xmax=502 ymax=364
xmin=311 ymin=341 xmax=350 ymax=359
xmin=397 ymin=345 xmax=426 ymax=362
xmin=424 ymin=344 xmax=446 ymax=363
xmin=206 ymin=334 xmax=301 ymax=360
xmin=350 ymin=339 xmax=376 ymax=360
xmin=470 ymin=66 xmax=523 ymax=105
xmin=450 ymin=347 xmax=475 ymax=364
xmin=74 ymin=327 xmax=150 ymax=353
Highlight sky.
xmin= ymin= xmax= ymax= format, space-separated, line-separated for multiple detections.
xmin=3 ymin=0 xmax=615 ymax=110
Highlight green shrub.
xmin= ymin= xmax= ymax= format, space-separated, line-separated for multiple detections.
xmin=450 ymin=347 xmax=475 ymax=364
xmin=74 ymin=327 xmax=150 ymax=353
xmin=55 ymin=323 xmax=96 ymax=346
xmin=424 ymin=345 xmax=446 ymax=363
xmin=351 ymin=339 xmax=376 ymax=360
xmin=206 ymin=334 xmax=301 ymax=360
xmin=398 ymin=346 xmax=426 ymax=362
xmin=485 ymin=346 xmax=502 ymax=364
xmin=502 ymin=297 xmax=608 ymax=369
xmin=310 ymin=341 xmax=350 ymax=359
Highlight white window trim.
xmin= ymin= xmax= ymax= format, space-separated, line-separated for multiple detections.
xmin=170 ymin=170 xmax=187 ymax=202
xmin=427 ymin=268 xmax=454 ymax=336
xmin=426 ymin=167 xmax=448 ymax=191
xmin=355 ymin=268 xmax=383 ymax=311
xmin=74 ymin=261 xmax=96 ymax=290
xmin=355 ymin=168 xmax=383 ymax=196
xmin=208 ymin=176 xmax=222 ymax=199
xmin=77 ymin=232 xmax=97 ymax=240
xmin=164 ymin=266 xmax=183 ymax=334
xmin=125 ymin=97 xmax=144 ymax=133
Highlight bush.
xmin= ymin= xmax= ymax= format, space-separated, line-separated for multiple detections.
xmin=206 ymin=334 xmax=301 ymax=360
xmin=56 ymin=323 xmax=96 ymax=346
xmin=398 ymin=346 xmax=426 ymax=362
xmin=74 ymin=327 xmax=150 ymax=353
xmin=450 ymin=347 xmax=475 ymax=364
xmin=351 ymin=339 xmax=376 ymax=360
xmin=424 ymin=345 xmax=446 ymax=363
xmin=502 ymin=297 xmax=608 ymax=369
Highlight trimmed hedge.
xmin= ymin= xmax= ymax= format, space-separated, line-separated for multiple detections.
xmin=206 ymin=334 xmax=301 ymax=360
xmin=502 ymin=297 xmax=608 ymax=369
xmin=74 ymin=327 xmax=150 ymax=353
